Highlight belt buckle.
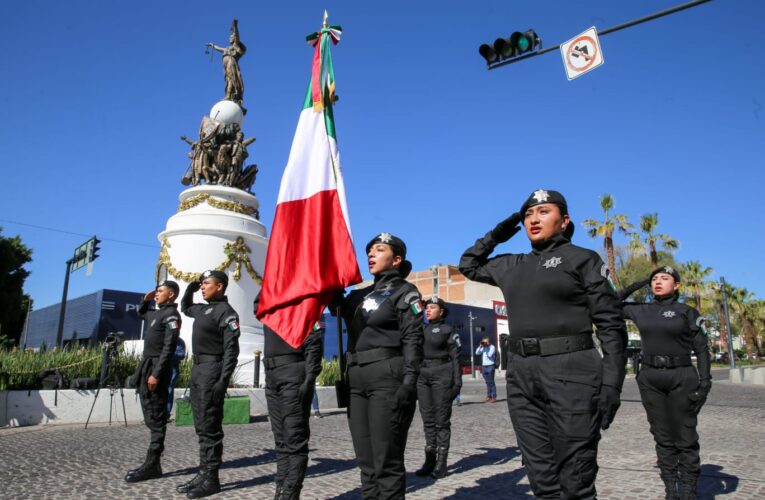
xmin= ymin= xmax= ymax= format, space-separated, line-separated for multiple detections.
xmin=654 ymin=355 xmax=668 ymax=368
xmin=521 ymin=338 xmax=540 ymax=356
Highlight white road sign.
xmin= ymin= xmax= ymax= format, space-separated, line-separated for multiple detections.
xmin=560 ymin=26 xmax=604 ymax=80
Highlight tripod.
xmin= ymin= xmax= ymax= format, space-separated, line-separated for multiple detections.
xmin=85 ymin=339 xmax=127 ymax=428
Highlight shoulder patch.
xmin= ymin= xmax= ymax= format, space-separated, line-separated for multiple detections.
xmin=403 ymin=290 xmax=423 ymax=315
xmin=225 ymin=315 xmax=239 ymax=332
xmin=451 ymin=333 xmax=462 ymax=349
xmin=600 ymin=263 xmax=617 ymax=292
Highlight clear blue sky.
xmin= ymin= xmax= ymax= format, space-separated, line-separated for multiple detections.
xmin=2 ymin=0 xmax=763 ymax=308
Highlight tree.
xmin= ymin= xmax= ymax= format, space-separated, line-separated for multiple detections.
xmin=681 ymin=260 xmax=713 ymax=310
xmin=0 ymin=227 xmax=33 ymax=347
xmin=628 ymin=213 xmax=679 ymax=267
xmin=582 ymin=194 xmax=633 ymax=288
xmin=727 ymin=287 xmax=759 ymax=360
xmin=613 ymin=246 xmax=679 ymax=303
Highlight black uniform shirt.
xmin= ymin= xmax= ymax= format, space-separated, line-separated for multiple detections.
xmin=341 ymin=269 xmax=424 ymax=386
xmin=460 ymin=232 xmax=627 ymax=389
xmin=624 ymin=295 xmax=711 ymax=381
xmin=138 ymin=301 xmax=181 ymax=379
xmin=182 ymin=293 xmax=241 ymax=383
xmin=264 ymin=322 xmax=325 ymax=379
xmin=423 ymin=319 xmax=455 ymax=360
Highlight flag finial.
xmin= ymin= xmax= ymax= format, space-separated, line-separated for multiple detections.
xmin=323 ymin=10 xmax=329 ymax=28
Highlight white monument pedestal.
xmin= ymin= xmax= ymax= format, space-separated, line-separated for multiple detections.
xmin=158 ymin=185 xmax=267 ymax=386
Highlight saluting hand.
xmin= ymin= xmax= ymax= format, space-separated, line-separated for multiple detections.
xmin=143 ymin=290 xmax=156 ymax=302
xmin=490 ymin=212 xmax=523 ymax=243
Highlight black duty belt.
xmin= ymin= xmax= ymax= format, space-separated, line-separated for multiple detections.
xmin=422 ymin=358 xmax=450 ymax=367
xmin=642 ymin=354 xmax=692 ymax=369
xmin=347 ymin=347 xmax=402 ymax=367
xmin=264 ymin=353 xmax=305 ymax=370
xmin=193 ymin=354 xmax=222 ymax=365
xmin=507 ymin=333 xmax=594 ymax=357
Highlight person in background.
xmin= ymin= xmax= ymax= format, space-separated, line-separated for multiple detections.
xmin=475 ymin=337 xmax=497 ymax=403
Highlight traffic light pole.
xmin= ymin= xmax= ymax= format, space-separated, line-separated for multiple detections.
xmin=55 ymin=256 xmax=75 ymax=349
xmin=487 ymin=0 xmax=713 ymax=70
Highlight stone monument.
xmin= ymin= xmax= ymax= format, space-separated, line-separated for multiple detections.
xmin=158 ymin=20 xmax=266 ymax=386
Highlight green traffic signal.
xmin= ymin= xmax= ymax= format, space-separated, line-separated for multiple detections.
xmin=479 ymin=29 xmax=540 ymax=65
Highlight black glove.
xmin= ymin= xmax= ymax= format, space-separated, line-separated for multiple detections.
xmin=598 ymin=385 xmax=621 ymax=430
xmin=187 ymin=280 xmax=201 ymax=293
xmin=212 ymin=380 xmax=228 ymax=402
xmin=328 ymin=290 xmax=345 ymax=316
xmin=450 ymin=386 xmax=462 ymax=401
xmin=392 ymin=384 xmax=416 ymax=412
xmin=688 ymin=380 xmax=711 ymax=413
xmin=299 ymin=376 xmax=316 ymax=407
xmin=490 ymin=212 xmax=523 ymax=243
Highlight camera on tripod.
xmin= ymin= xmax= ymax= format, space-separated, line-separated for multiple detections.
xmin=86 ymin=331 xmax=128 ymax=428
xmin=104 ymin=331 xmax=124 ymax=348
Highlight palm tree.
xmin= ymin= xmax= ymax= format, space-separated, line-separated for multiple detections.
xmin=728 ymin=287 xmax=758 ymax=360
xmin=681 ymin=260 xmax=713 ymax=310
xmin=629 ymin=213 xmax=679 ymax=267
xmin=582 ymin=194 xmax=633 ymax=288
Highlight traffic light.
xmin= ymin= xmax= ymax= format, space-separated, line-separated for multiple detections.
xmin=87 ymin=236 xmax=101 ymax=263
xmin=479 ymin=29 xmax=541 ymax=65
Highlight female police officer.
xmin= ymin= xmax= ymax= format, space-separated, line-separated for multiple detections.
xmin=619 ymin=266 xmax=711 ymax=500
xmin=336 ymin=232 xmax=423 ymax=500
xmin=414 ymin=297 xmax=461 ymax=479
xmin=459 ymin=189 xmax=627 ymax=500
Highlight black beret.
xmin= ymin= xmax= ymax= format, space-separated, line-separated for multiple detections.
xmin=365 ymin=232 xmax=407 ymax=258
xmin=200 ymin=270 xmax=229 ymax=286
xmin=650 ymin=265 xmax=681 ymax=283
xmin=520 ymin=189 xmax=569 ymax=216
xmin=424 ymin=296 xmax=448 ymax=317
xmin=157 ymin=280 xmax=179 ymax=295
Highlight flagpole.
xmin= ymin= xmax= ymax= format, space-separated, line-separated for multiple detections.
xmin=336 ymin=305 xmax=348 ymax=408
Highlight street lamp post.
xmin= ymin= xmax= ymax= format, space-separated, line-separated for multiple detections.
xmin=720 ymin=277 xmax=735 ymax=369
xmin=468 ymin=312 xmax=477 ymax=379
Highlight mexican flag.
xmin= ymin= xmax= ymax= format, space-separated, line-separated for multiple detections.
xmin=256 ymin=24 xmax=362 ymax=348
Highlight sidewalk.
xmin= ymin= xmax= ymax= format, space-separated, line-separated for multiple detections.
xmin=1 ymin=368 xmax=762 ymax=499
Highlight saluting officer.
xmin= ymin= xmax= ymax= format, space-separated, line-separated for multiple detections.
xmin=125 ymin=280 xmax=181 ymax=483
xmin=335 ymin=232 xmax=424 ymax=499
xmin=459 ymin=189 xmax=627 ymax=499
xmin=255 ymin=293 xmax=324 ymax=500
xmin=178 ymin=270 xmax=240 ymax=499
xmin=619 ymin=267 xmax=711 ymax=500
xmin=414 ymin=296 xmax=461 ymax=479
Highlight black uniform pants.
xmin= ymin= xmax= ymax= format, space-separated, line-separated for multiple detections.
xmin=265 ymin=360 xmax=312 ymax=492
xmin=138 ymin=358 xmax=170 ymax=456
xmin=190 ymin=360 xmax=225 ymax=472
xmin=637 ymin=365 xmax=701 ymax=477
xmin=506 ymin=349 xmax=603 ymax=500
xmin=348 ymin=356 xmax=415 ymax=500
xmin=416 ymin=362 xmax=454 ymax=451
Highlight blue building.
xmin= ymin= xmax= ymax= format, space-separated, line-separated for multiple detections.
xmin=24 ymin=289 xmax=145 ymax=349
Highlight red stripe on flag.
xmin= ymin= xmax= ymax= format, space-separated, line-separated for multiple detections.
xmin=257 ymin=189 xmax=361 ymax=348
xmin=311 ymin=32 xmax=323 ymax=108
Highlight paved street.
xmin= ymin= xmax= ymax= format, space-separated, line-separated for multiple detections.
xmin=1 ymin=368 xmax=763 ymax=499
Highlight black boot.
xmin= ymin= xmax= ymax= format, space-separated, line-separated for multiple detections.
xmin=273 ymin=482 xmax=283 ymax=500
xmin=660 ymin=471 xmax=679 ymax=500
xmin=678 ymin=473 xmax=698 ymax=500
xmin=415 ymin=446 xmax=437 ymax=477
xmin=431 ymin=447 xmax=448 ymax=479
xmin=177 ymin=472 xmax=205 ymax=494
xmin=186 ymin=470 xmax=221 ymax=499
xmin=124 ymin=451 xmax=162 ymax=483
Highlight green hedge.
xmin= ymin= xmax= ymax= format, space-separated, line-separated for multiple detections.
xmin=316 ymin=358 xmax=340 ymax=386
xmin=0 ymin=348 xmax=339 ymax=390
